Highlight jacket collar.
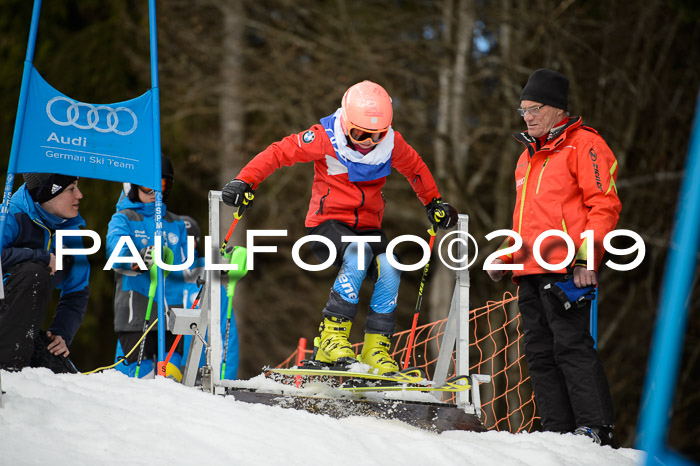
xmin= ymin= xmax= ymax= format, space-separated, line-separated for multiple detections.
xmin=513 ymin=116 xmax=582 ymax=157
xmin=115 ymin=190 xmax=161 ymax=216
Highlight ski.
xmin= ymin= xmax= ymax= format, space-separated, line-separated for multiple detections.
xmin=263 ymin=366 xmax=426 ymax=385
xmin=339 ymin=375 xmax=471 ymax=393
xmin=263 ymin=367 xmax=470 ymax=393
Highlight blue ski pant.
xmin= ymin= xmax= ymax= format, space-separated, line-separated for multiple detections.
xmin=307 ymin=221 xmax=401 ymax=335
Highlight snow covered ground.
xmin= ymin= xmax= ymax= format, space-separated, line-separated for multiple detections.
xmin=0 ymin=368 xmax=644 ymax=465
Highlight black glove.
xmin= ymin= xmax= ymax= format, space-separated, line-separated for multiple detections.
xmin=425 ymin=198 xmax=458 ymax=230
xmin=222 ymin=179 xmax=255 ymax=209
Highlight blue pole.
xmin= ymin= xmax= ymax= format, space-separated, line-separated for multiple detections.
xmin=0 ymin=0 xmax=43 ymax=247
xmin=23 ymin=0 xmax=42 ymax=64
xmin=636 ymin=90 xmax=700 ymax=463
xmin=148 ymin=0 xmax=165 ymax=376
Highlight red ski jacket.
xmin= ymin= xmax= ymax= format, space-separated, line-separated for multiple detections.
xmin=236 ymin=124 xmax=441 ymax=230
xmin=498 ymin=117 xmax=622 ymax=279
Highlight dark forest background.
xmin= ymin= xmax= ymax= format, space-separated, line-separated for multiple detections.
xmin=1 ymin=0 xmax=699 ymax=456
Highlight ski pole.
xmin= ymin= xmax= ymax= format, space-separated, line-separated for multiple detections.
xmin=163 ymin=277 xmax=206 ymax=369
xmin=135 ymin=246 xmax=174 ymax=378
xmin=220 ymin=191 xmax=254 ymax=255
xmin=295 ymin=338 xmax=307 ymax=388
xmin=221 ymin=245 xmax=248 ymax=379
xmin=402 ymin=225 xmax=437 ymax=370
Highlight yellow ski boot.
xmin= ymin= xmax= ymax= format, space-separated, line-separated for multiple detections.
xmin=315 ymin=316 xmax=356 ymax=365
xmin=359 ymin=333 xmax=399 ymax=375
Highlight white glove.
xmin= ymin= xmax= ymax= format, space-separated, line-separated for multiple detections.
xmin=139 ymin=245 xmax=155 ymax=270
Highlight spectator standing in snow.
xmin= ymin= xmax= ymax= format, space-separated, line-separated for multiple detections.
xmin=487 ymin=69 xmax=621 ymax=446
xmin=107 ymin=154 xmax=188 ymax=380
xmin=221 ymin=81 xmax=457 ymax=374
xmin=0 ymin=173 xmax=89 ymax=373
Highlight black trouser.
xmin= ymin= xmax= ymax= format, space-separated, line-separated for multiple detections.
xmin=306 ymin=220 xmax=390 ymax=268
xmin=518 ymin=274 xmax=615 ymax=431
xmin=0 ymin=261 xmax=52 ymax=369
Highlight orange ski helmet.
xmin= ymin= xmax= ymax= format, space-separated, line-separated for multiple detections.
xmin=340 ymin=81 xmax=392 ymax=145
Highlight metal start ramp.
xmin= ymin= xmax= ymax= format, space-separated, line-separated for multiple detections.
xmin=227 ymin=388 xmax=486 ymax=433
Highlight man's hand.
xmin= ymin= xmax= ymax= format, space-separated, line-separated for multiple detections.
xmin=487 ymin=258 xmax=507 ymax=282
xmin=49 ymin=253 xmax=57 ymax=275
xmin=46 ymin=331 xmax=69 ymax=357
xmin=222 ymin=179 xmax=255 ymax=209
xmin=573 ymin=265 xmax=597 ymax=288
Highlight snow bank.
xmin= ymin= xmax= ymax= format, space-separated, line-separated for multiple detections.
xmin=0 ymin=369 xmax=644 ymax=465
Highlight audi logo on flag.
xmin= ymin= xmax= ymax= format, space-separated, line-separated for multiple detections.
xmin=46 ymin=96 xmax=138 ymax=136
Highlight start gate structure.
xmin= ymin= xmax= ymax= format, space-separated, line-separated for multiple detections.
xmin=175 ymin=190 xmax=542 ymax=432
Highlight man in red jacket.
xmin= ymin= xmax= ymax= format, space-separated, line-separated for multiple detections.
xmin=487 ymin=69 xmax=621 ymax=446
xmin=222 ymin=81 xmax=457 ymax=374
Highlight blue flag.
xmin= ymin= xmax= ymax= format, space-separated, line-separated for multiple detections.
xmin=15 ymin=66 xmax=158 ymax=189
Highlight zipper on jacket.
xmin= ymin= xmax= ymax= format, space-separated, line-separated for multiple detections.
xmin=353 ymin=182 xmax=365 ymax=229
xmin=315 ymin=188 xmax=331 ymax=215
xmin=32 ymin=219 xmax=53 ymax=251
xmin=535 ymin=157 xmax=550 ymax=194
xmin=378 ymin=192 xmax=386 ymax=221
xmin=517 ymin=163 xmax=532 ymax=235
xmin=128 ymin=290 xmax=134 ymax=323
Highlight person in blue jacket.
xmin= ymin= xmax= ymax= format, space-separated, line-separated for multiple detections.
xmin=175 ymin=215 xmax=239 ymax=380
xmin=106 ymin=154 xmax=188 ymax=379
xmin=0 ymin=173 xmax=89 ymax=373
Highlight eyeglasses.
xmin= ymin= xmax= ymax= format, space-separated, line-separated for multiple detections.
xmin=516 ymin=104 xmax=546 ymax=117
xmin=138 ymin=178 xmax=173 ymax=196
xmin=346 ymin=121 xmax=389 ymax=146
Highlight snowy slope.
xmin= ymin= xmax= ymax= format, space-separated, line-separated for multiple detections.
xmin=0 ymin=369 xmax=644 ymax=466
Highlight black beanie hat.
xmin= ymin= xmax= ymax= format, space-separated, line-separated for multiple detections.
xmin=520 ymin=69 xmax=569 ymax=111
xmin=161 ymin=153 xmax=174 ymax=181
xmin=127 ymin=153 xmax=175 ymax=202
xmin=180 ymin=215 xmax=201 ymax=244
xmin=23 ymin=173 xmax=79 ymax=204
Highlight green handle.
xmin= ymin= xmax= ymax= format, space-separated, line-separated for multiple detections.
xmin=222 ymin=246 xmax=248 ymax=284
xmin=147 ymin=245 xmax=174 ymax=298
xmin=144 ymin=297 xmax=154 ymax=323
xmin=220 ymin=246 xmax=248 ymax=379
xmin=224 ymin=247 xmax=247 ymax=317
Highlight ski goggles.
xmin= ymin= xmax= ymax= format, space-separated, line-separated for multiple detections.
xmin=346 ymin=122 xmax=389 ymax=146
xmin=138 ymin=178 xmax=173 ymax=196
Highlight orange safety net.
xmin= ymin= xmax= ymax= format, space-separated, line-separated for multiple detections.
xmin=275 ymin=291 xmax=538 ymax=433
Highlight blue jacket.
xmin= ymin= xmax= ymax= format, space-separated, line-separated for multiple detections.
xmin=1 ymin=184 xmax=90 ymax=345
xmin=107 ymin=192 xmax=189 ymax=332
